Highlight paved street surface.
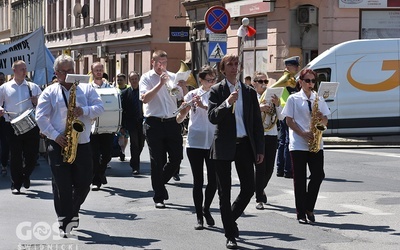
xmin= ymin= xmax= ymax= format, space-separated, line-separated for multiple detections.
xmin=0 ymin=139 xmax=399 ymax=250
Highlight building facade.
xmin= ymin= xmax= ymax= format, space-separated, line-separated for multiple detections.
xmin=0 ymin=0 xmax=11 ymax=44
xmin=182 ymin=0 xmax=400 ymax=83
xmin=44 ymin=0 xmax=186 ymax=82
xmin=2 ymin=0 xmax=400 ymax=84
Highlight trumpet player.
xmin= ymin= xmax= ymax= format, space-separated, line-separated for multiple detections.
xmin=253 ymin=72 xmax=283 ymax=210
xmin=176 ymin=65 xmax=217 ymax=230
xmin=139 ymin=50 xmax=188 ymax=209
xmin=281 ymin=69 xmax=330 ymax=224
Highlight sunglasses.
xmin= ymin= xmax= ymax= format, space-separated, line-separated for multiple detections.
xmin=302 ymin=78 xmax=316 ymax=83
xmin=255 ymin=80 xmax=269 ymax=84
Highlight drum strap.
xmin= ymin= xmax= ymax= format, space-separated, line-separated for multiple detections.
xmin=27 ymin=82 xmax=35 ymax=107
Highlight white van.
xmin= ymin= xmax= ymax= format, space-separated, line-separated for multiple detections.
xmin=304 ymin=39 xmax=400 ymax=136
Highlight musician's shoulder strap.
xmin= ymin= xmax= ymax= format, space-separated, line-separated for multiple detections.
xmin=26 ymin=81 xmax=35 ymax=107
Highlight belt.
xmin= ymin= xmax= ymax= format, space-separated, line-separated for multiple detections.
xmin=236 ymin=136 xmax=248 ymax=144
xmin=146 ymin=116 xmax=176 ymax=123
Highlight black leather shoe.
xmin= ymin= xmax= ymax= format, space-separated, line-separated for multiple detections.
xmin=173 ymin=174 xmax=180 ymax=181
xmin=298 ymin=217 xmax=309 ymax=224
xmin=226 ymin=238 xmax=238 ymax=249
xmin=203 ymin=209 xmax=215 ymax=226
xmin=155 ymin=202 xmax=165 ymax=209
xmin=194 ymin=219 xmax=204 ymax=230
xmin=306 ymin=211 xmax=315 ymax=223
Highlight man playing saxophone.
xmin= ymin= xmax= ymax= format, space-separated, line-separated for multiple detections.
xmin=253 ymin=72 xmax=283 ymax=210
xmin=35 ymin=54 xmax=104 ymax=237
xmin=281 ymin=69 xmax=330 ymax=224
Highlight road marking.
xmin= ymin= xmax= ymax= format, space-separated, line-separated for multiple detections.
xmin=329 ymin=149 xmax=400 ymax=158
xmin=341 ymin=204 xmax=393 ymax=215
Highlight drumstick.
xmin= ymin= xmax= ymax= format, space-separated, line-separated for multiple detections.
xmin=15 ymin=97 xmax=31 ymax=105
xmin=4 ymin=111 xmax=17 ymax=115
xmin=15 ymin=94 xmax=40 ymax=105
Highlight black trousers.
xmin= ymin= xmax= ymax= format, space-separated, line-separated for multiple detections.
xmin=48 ymin=140 xmax=93 ymax=229
xmin=214 ymin=138 xmax=255 ymax=239
xmin=144 ymin=117 xmax=183 ymax=203
xmin=255 ymin=135 xmax=277 ymax=203
xmin=0 ymin=118 xmax=10 ymax=167
xmin=186 ymin=147 xmax=217 ymax=220
xmin=90 ymin=133 xmax=114 ymax=185
xmin=290 ymin=150 xmax=325 ymax=219
xmin=6 ymin=122 xmax=39 ymax=189
xmin=127 ymin=121 xmax=145 ymax=171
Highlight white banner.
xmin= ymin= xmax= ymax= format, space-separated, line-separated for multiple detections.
xmin=0 ymin=27 xmax=46 ymax=75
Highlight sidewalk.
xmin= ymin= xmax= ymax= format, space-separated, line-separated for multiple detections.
xmin=324 ymin=135 xmax=400 ymax=146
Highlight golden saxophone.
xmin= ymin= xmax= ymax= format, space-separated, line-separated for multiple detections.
xmin=308 ymin=91 xmax=327 ymax=153
xmin=62 ymin=80 xmax=85 ymax=163
xmin=259 ymin=90 xmax=278 ymax=132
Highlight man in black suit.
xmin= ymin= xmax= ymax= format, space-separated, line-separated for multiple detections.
xmin=120 ymin=71 xmax=145 ymax=175
xmin=208 ymin=54 xmax=264 ymax=249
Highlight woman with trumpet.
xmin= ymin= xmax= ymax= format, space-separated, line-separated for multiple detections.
xmin=253 ymin=72 xmax=283 ymax=210
xmin=176 ymin=65 xmax=217 ymax=230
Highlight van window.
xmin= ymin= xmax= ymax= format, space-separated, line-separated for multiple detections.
xmin=314 ymin=68 xmax=331 ymax=91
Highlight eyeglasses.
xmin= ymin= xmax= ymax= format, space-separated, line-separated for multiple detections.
xmin=255 ymin=79 xmax=269 ymax=84
xmin=56 ymin=69 xmax=74 ymax=75
xmin=302 ymin=78 xmax=316 ymax=83
xmin=204 ymin=78 xmax=216 ymax=83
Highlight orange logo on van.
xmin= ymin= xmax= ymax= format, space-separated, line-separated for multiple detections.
xmin=347 ymin=57 xmax=400 ymax=92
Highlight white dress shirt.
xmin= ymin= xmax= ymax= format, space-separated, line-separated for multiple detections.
xmin=0 ymin=79 xmax=42 ymax=122
xmin=35 ymin=83 xmax=104 ymax=144
xmin=184 ymin=88 xmax=216 ymax=149
xmin=282 ymin=89 xmax=330 ymax=151
xmin=226 ymin=80 xmax=247 ymax=138
xmin=139 ymin=69 xmax=183 ymax=118
xmin=91 ymin=81 xmax=111 ymax=89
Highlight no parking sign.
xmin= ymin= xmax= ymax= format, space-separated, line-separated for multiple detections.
xmin=204 ymin=6 xmax=231 ymax=33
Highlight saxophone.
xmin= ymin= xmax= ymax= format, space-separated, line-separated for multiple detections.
xmin=62 ymin=80 xmax=85 ymax=163
xmin=259 ymin=90 xmax=278 ymax=132
xmin=308 ymin=92 xmax=327 ymax=153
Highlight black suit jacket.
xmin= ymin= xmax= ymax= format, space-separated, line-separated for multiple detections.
xmin=208 ymin=79 xmax=264 ymax=161
xmin=120 ymin=87 xmax=143 ymax=131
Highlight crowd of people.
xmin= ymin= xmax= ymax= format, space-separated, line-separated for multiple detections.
xmin=0 ymin=51 xmax=330 ymax=249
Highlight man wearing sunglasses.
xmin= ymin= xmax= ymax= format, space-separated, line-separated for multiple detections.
xmin=271 ymin=56 xmax=300 ymax=179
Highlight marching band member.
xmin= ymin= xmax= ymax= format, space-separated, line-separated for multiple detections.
xmin=208 ymin=54 xmax=264 ymax=249
xmin=120 ymin=71 xmax=145 ymax=175
xmin=176 ymin=65 xmax=217 ymax=230
xmin=253 ymin=72 xmax=283 ymax=210
xmin=139 ymin=50 xmax=188 ymax=209
xmin=0 ymin=60 xmax=42 ymax=194
xmin=90 ymin=62 xmax=114 ymax=190
xmin=273 ymin=56 xmax=301 ymax=178
xmin=35 ymin=54 xmax=104 ymax=236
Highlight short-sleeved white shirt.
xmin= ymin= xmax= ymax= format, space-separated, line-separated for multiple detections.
xmin=184 ymin=88 xmax=216 ymax=149
xmin=281 ymin=89 xmax=330 ymax=151
xmin=139 ymin=69 xmax=183 ymax=118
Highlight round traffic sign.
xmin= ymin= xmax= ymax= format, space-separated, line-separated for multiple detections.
xmin=204 ymin=6 xmax=231 ymax=33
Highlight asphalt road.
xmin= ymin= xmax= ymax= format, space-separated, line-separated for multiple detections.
xmin=0 ymin=141 xmax=399 ymax=250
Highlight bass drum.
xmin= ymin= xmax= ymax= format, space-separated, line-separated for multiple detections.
xmin=92 ymin=88 xmax=122 ymax=134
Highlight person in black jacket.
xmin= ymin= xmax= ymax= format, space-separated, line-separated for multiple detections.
xmin=120 ymin=71 xmax=145 ymax=175
xmin=208 ymin=54 xmax=264 ymax=249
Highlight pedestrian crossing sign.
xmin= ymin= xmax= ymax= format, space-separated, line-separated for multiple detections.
xmin=208 ymin=42 xmax=227 ymax=62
